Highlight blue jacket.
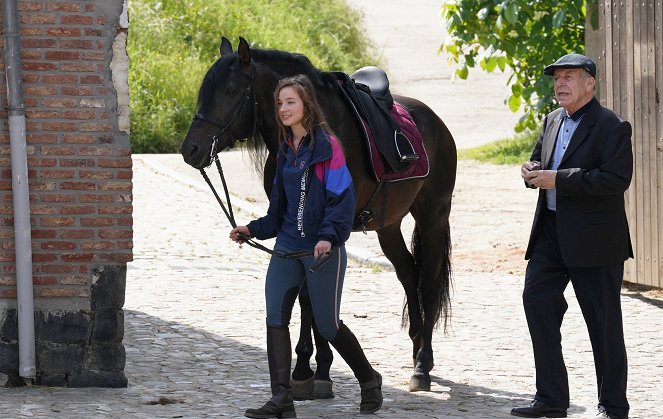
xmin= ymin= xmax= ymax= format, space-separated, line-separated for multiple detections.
xmin=247 ymin=128 xmax=356 ymax=247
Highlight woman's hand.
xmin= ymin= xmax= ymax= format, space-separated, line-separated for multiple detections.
xmin=313 ymin=240 xmax=332 ymax=259
xmin=229 ymin=226 xmax=251 ymax=244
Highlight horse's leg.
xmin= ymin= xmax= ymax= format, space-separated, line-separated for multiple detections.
xmin=310 ymin=318 xmax=335 ymax=398
xmin=291 ymin=282 xmax=315 ymax=399
xmin=408 ymin=202 xmax=453 ymax=392
xmin=375 ymin=222 xmax=425 ymax=386
xmin=291 ymin=280 xmax=335 ymax=399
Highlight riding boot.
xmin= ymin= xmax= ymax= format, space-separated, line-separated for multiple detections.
xmin=245 ymin=326 xmax=296 ymax=419
xmin=330 ymin=322 xmax=383 ymax=414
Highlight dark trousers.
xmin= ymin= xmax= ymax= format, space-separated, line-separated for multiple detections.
xmin=523 ymin=209 xmax=629 ymax=418
xmin=265 ymin=244 xmax=346 ymax=341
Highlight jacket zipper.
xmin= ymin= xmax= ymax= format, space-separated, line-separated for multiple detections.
xmin=297 ymin=167 xmax=309 ymax=237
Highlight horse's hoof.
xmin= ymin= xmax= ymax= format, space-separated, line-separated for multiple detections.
xmin=310 ymin=379 xmax=334 ymax=399
xmin=290 ymin=376 xmax=314 ymax=400
xmin=409 ymin=372 xmax=431 ymax=392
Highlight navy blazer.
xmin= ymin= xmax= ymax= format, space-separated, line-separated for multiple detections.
xmin=525 ymin=98 xmax=634 ymax=267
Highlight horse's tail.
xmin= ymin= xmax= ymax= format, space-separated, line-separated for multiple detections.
xmin=402 ymin=223 xmax=453 ymax=332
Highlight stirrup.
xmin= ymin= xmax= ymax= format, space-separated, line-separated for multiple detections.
xmin=399 ymin=153 xmax=419 ymax=163
xmin=394 ymin=131 xmax=418 ymax=164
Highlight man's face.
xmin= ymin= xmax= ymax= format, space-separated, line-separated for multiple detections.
xmin=553 ymin=68 xmax=595 ymax=114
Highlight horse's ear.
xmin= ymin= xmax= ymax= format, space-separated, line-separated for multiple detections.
xmin=220 ymin=37 xmax=233 ymax=56
xmin=237 ymin=37 xmax=252 ymax=69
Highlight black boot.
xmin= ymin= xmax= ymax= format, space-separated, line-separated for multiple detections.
xmin=330 ymin=322 xmax=383 ymax=414
xmin=245 ymin=326 xmax=296 ymax=419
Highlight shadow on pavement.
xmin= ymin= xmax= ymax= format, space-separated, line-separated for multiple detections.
xmin=120 ymin=309 xmax=533 ymax=418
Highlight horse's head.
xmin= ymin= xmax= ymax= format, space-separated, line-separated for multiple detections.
xmin=181 ymin=37 xmax=258 ymax=169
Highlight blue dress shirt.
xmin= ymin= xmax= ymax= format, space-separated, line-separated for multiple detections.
xmin=546 ymin=113 xmax=583 ymax=211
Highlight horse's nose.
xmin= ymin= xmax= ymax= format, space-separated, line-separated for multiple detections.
xmin=180 ymin=138 xmax=199 ymax=163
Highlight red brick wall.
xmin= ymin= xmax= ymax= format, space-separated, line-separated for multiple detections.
xmin=0 ymin=0 xmax=132 ymax=303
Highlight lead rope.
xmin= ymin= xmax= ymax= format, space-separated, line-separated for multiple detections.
xmin=199 ymin=158 xmax=331 ymax=269
xmin=199 ymin=161 xmax=272 ymax=256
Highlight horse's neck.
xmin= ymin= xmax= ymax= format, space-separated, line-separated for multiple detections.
xmin=255 ymin=53 xmax=316 ymax=79
xmin=253 ymin=58 xmax=356 ymax=156
xmin=253 ymin=60 xmax=321 ymax=154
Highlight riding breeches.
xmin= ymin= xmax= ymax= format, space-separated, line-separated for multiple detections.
xmin=265 ymin=244 xmax=346 ymax=341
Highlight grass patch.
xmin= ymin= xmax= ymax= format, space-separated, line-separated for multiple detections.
xmin=457 ymin=130 xmax=538 ymax=165
xmin=128 ymin=0 xmax=379 ymax=153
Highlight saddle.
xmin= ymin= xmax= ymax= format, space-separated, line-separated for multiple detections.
xmin=332 ymin=67 xmax=426 ymax=178
xmin=332 ymin=67 xmax=430 ymax=230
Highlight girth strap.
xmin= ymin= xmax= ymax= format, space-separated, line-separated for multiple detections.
xmin=356 ymin=180 xmax=389 ymax=232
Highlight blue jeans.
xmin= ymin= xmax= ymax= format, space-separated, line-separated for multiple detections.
xmin=265 ymin=244 xmax=346 ymax=341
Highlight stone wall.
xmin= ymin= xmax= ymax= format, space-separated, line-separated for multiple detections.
xmin=0 ymin=0 xmax=132 ymax=387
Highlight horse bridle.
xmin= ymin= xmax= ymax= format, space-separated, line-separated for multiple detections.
xmin=194 ymin=65 xmax=332 ymax=271
xmin=192 ymin=66 xmax=258 ymax=164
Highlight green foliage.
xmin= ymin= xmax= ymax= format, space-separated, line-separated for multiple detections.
xmin=457 ymin=130 xmax=538 ymax=164
xmin=441 ymin=0 xmax=588 ymax=132
xmin=128 ymin=0 xmax=378 ymax=153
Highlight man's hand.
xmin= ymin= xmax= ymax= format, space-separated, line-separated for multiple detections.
xmin=524 ymin=169 xmax=557 ymax=189
xmin=521 ymin=160 xmax=540 ymax=175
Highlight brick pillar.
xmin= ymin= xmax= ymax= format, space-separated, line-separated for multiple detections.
xmin=0 ymin=0 xmax=132 ymax=387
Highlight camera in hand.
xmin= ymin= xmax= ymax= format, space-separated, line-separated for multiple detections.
xmin=527 ymin=161 xmax=542 ymax=188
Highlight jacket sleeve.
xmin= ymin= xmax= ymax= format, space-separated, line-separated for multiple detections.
xmin=556 ymin=119 xmax=633 ymax=196
xmin=524 ymin=115 xmax=548 ymax=188
xmin=316 ymin=137 xmax=357 ymax=245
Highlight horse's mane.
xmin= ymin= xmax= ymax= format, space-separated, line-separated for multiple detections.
xmin=250 ymin=48 xmax=333 ymax=89
xmin=197 ymin=46 xmax=337 ymax=179
xmin=197 ymin=48 xmax=332 ymax=109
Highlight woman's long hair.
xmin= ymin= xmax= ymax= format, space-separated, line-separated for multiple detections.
xmin=273 ymin=74 xmax=332 ymax=149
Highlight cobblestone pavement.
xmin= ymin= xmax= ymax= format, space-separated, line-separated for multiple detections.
xmin=1 ymin=154 xmax=660 ymax=418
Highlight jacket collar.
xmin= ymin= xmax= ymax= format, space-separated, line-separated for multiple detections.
xmin=542 ymin=97 xmax=599 ymax=167
xmin=559 ymin=97 xmax=599 ymax=165
xmin=542 ymin=109 xmax=564 ymax=167
xmin=278 ymin=127 xmax=332 ymax=166
xmin=566 ymin=97 xmax=594 ymax=121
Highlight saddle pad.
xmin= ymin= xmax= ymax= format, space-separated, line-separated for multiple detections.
xmin=362 ymin=102 xmax=430 ymax=182
xmin=334 ymin=77 xmax=430 ymax=182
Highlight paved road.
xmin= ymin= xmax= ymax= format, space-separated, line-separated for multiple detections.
xmin=1 ymin=3 xmax=660 ymax=417
xmin=0 ymin=155 xmax=660 ymax=418
xmin=345 ymin=0 xmax=521 ymax=148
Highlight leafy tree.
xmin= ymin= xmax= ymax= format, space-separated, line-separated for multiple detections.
xmin=441 ymin=0 xmax=589 ymax=132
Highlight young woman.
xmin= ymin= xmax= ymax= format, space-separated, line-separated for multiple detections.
xmin=230 ymin=74 xmax=383 ymax=418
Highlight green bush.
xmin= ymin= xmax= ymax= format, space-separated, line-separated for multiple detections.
xmin=458 ymin=130 xmax=538 ymax=165
xmin=128 ymin=0 xmax=379 ymax=153
xmin=441 ymin=0 xmax=588 ymax=132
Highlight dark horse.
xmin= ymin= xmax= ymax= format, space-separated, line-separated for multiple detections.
xmin=181 ymin=37 xmax=456 ymax=392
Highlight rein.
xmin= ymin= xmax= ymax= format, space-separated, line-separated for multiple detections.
xmin=199 ymin=160 xmax=310 ymax=261
xmin=200 ymin=160 xmax=332 ymax=272
xmin=194 ymin=63 xmax=334 ymax=271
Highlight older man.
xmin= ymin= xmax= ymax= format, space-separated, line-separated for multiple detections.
xmin=511 ymin=53 xmax=632 ymax=419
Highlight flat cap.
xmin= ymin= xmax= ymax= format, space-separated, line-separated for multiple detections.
xmin=543 ymin=53 xmax=596 ymax=77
